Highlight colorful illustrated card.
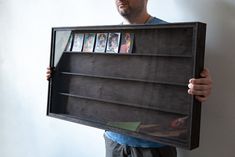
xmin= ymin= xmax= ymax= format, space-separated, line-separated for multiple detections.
xmin=106 ymin=33 xmax=121 ymax=53
xmin=94 ymin=33 xmax=108 ymax=53
xmin=120 ymin=32 xmax=134 ymax=53
xmin=82 ymin=33 xmax=96 ymax=52
xmin=72 ymin=33 xmax=84 ymax=52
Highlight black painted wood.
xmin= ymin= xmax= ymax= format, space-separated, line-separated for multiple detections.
xmin=47 ymin=22 xmax=206 ymax=150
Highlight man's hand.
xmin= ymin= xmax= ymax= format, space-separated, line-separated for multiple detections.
xmin=46 ymin=67 xmax=53 ymax=80
xmin=188 ymin=68 xmax=212 ymax=102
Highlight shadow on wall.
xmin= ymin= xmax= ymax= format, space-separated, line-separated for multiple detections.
xmin=175 ymin=0 xmax=235 ymax=46
xmin=175 ymin=1 xmax=235 ymax=156
xmin=176 ymin=0 xmax=235 ymax=93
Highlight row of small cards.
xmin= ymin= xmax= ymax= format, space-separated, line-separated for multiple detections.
xmin=65 ymin=32 xmax=134 ymax=54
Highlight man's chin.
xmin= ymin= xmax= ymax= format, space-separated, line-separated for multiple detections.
xmin=118 ymin=9 xmax=130 ymax=17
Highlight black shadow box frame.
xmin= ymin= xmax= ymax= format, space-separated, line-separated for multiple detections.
xmin=47 ymin=22 xmax=206 ymax=150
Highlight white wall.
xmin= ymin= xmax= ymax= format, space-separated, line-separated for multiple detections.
xmin=0 ymin=0 xmax=234 ymax=157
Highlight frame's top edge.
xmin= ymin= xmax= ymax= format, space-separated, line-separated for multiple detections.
xmin=51 ymin=22 xmax=206 ymax=31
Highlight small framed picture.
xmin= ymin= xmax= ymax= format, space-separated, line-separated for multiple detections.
xmin=82 ymin=33 xmax=96 ymax=52
xmin=120 ymin=32 xmax=134 ymax=53
xmin=64 ymin=33 xmax=73 ymax=52
xmin=94 ymin=33 xmax=108 ymax=53
xmin=72 ymin=33 xmax=84 ymax=52
xmin=106 ymin=33 xmax=121 ymax=53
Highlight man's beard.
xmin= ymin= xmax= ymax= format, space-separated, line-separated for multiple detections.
xmin=118 ymin=7 xmax=131 ymax=17
xmin=118 ymin=6 xmax=144 ymax=19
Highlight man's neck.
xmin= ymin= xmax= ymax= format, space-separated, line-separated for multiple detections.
xmin=122 ymin=13 xmax=151 ymax=24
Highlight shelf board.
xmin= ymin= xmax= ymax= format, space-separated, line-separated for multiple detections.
xmin=60 ymin=72 xmax=188 ymax=87
xmin=64 ymin=51 xmax=193 ymax=58
xmin=59 ymin=92 xmax=188 ymax=116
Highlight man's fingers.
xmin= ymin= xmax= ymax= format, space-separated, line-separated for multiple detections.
xmin=46 ymin=67 xmax=54 ymax=80
xmin=189 ymin=78 xmax=212 ymax=85
xmin=188 ymin=83 xmax=212 ymax=91
xmin=188 ymin=89 xmax=210 ymax=96
xmin=188 ymin=90 xmax=210 ymax=102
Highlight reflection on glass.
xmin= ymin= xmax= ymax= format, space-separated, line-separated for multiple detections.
xmin=138 ymin=116 xmax=188 ymax=138
xmin=107 ymin=115 xmax=188 ymax=140
xmin=54 ymin=31 xmax=71 ymax=66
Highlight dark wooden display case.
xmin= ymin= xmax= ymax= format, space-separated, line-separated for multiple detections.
xmin=47 ymin=22 xmax=206 ymax=150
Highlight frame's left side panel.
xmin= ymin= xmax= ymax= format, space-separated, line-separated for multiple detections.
xmin=47 ymin=28 xmax=56 ymax=116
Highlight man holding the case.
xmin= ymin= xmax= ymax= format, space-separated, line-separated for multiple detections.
xmin=47 ymin=0 xmax=212 ymax=156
